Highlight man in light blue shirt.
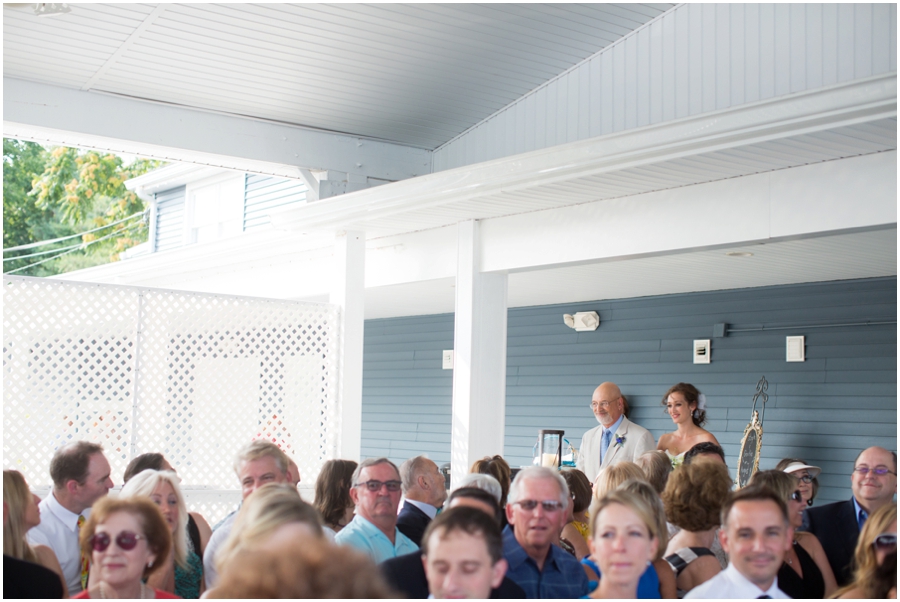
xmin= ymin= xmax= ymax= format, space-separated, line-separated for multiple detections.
xmin=335 ymin=457 xmax=418 ymax=563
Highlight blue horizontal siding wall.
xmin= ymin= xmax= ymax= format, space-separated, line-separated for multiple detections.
xmin=154 ymin=186 xmax=185 ymax=252
xmin=244 ymin=175 xmax=307 ymax=232
xmin=361 ymin=277 xmax=896 ymax=506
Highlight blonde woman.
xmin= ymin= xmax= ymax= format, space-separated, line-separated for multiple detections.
xmin=120 ymin=469 xmax=205 ymax=598
xmin=212 ymin=483 xmax=324 ymax=591
xmin=3 ymin=470 xmax=68 ymax=597
xmin=592 ymin=461 xmax=645 ymax=501
xmin=835 ymin=503 xmax=897 ymax=598
xmin=587 ymin=490 xmax=660 ymax=599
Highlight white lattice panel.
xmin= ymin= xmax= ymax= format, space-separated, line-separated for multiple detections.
xmin=4 ymin=276 xmax=341 ymax=525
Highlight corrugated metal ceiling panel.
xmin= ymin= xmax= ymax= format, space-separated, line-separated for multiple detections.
xmin=3 ymin=2 xmax=674 ymax=149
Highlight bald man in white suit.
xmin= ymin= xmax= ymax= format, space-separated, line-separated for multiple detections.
xmin=576 ymin=382 xmax=656 ymax=481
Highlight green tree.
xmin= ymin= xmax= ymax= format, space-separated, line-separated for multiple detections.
xmin=2 ymin=139 xmax=76 ymax=275
xmin=4 ymin=141 xmax=164 ymax=276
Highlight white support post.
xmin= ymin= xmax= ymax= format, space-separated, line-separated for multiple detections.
xmin=331 ymin=230 xmax=366 ymax=461
xmin=451 ymin=220 xmax=508 ymax=488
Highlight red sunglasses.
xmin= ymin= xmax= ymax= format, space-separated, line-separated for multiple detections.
xmin=88 ymin=531 xmax=146 ymax=552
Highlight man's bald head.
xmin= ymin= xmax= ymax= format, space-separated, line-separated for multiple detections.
xmin=591 ymin=382 xmax=625 ymax=427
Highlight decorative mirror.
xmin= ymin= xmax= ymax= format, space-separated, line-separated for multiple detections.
xmin=735 ymin=376 xmax=768 ymax=489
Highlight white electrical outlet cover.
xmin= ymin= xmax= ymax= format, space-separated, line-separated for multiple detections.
xmin=693 ymin=339 xmax=711 ymax=364
xmin=786 ymin=336 xmax=805 ymax=362
xmin=442 ymin=350 xmax=454 ymax=370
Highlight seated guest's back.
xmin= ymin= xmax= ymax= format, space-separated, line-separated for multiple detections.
xmin=834 ymin=502 xmax=897 ymax=598
xmin=470 ymin=456 xmax=511 ymax=511
xmin=213 ymin=482 xmax=322 ymax=584
xmin=662 ymin=460 xmax=731 ymax=596
xmin=749 ymin=469 xmax=837 ymax=598
xmin=638 ymin=450 xmax=673 ymax=495
xmin=397 ymin=456 xmax=448 ymax=546
xmin=804 ymin=446 xmax=897 ymax=586
xmin=592 ymin=461 xmax=646 ymax=501
xmin=206 ymin=536 xmax=396 ymax=598
xmin=313 ymin=459 xmax=358 ymax=535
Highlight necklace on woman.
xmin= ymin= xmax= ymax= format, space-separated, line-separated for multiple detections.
xmin=98 ymin=582 xmax=153 ymax=598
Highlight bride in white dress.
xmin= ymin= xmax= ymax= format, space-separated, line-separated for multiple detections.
xmin=655 ymin=383 xmax=720 ymax=467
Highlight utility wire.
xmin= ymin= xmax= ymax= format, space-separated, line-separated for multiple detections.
xmin=2 ymin=210 xmax=146 ymax=253
xmin=4 ymin=221 xmax=146 ymax=275
xmin=3 ymin=239 xmax=87 ymax=262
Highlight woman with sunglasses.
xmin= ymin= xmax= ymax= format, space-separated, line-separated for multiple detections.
xmin=74 ymin=496 xmax=176 ymax=599
xmin=835 ymin=502 xmax=896 ymax=598
xmin=587 ymin=490 xmax=660 ymax=599
xmin=120 ymin=469 xmax=203 ymax=598
xmin=775 ymin=458 xmax=821 ymax=507
xmin=749 ymin=470 xmax=837 ymax=598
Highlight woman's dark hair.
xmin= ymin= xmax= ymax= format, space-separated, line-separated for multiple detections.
xmin=561 ymin=468 xmax=593 ymax=514
xmin=313 ymin=459 xmax=358 ymax=529
xmin=774 ymin=457 xmax=820 ymax=503
xmin=661 ymin=382 xmax=706 ymax=427
xmin=470 ymin=455 xmax=511 ymax=508
xmin=124 ymin=452 xmax=165 ymax=484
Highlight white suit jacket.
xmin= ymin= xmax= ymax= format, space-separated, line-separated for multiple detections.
xmin=576 ymin=417 xmax=655 ymax=482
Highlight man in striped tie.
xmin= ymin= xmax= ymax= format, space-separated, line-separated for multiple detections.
xmin=27 ymin=441 xmax=114 ymax=594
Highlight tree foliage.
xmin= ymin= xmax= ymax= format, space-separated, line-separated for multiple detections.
xmin=3 ymin=140 xmax=164 ymax=276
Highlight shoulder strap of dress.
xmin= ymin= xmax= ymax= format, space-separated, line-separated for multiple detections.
xmin=187 ymin=513 xmax=201 ymax=554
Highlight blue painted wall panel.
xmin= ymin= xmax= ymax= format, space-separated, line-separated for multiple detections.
xmin=361 ymin=277 xmax=896 ymax=505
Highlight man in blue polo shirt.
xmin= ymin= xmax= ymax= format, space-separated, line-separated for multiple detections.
xmin=335 ymin=457 xmax=419 ymax=563
xmin=502 ymin=466 xmax=589 ymax=598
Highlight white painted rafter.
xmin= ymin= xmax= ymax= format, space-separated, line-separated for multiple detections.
xmin=3 ymin=77 xmax=432 ymax=182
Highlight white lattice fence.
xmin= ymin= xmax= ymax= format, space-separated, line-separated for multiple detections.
xmin=3 ymin=276 xmax=341 ymax=524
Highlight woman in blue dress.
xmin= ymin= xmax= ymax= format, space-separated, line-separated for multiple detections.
xmin=584 ymin=489 xmax=661 ymax=599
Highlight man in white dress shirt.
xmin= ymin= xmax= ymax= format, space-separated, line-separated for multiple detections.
xmin=576 ymin=382 xmax=655 ymax=481
xmin=685 ymin=486 xmax=793 ymax=599
xmin=27 ymin=441 xmax=114 ymax=594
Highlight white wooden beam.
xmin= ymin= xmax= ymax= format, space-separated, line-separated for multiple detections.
xmin=450 ymin=220 xmax=508 ymax=488
xmin=331 ymin=231 xmax=366 ymax=461
xmin=3 ymin=77 xmax=431 ymax=182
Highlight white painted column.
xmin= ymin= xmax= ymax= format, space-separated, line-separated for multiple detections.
xmin=331 ymin=230 xmax=365 ymax=461
xmin=451 ymin=220 xmax=508 ymax=488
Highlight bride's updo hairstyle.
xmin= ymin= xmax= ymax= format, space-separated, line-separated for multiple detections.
xmin=661 ymin=382 xmax=706 ymax=427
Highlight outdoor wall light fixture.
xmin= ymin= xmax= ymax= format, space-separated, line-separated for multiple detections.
xmin=563 ymin=311 xmax=600 ymax=332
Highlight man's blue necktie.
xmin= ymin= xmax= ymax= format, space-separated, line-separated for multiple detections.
xmin=601 ymin=428 xmax=613 ymax=463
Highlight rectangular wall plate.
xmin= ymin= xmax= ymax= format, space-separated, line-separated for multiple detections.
xmin=786 ymin=336 xmax=805 ymax=362
xmin=442 ymin=349 xmax=454 ymax=370
xmin=693 ymin=339 xmax=711 ymax=364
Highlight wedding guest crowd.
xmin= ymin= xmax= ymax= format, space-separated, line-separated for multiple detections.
xmin=4 ymin=381 xmax=895 ymax=599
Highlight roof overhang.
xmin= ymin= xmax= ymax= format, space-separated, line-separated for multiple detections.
xmin=270 ymin=73 xmax=896 ymax=238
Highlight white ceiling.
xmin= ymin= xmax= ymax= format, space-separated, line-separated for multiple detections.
xmin=3 ymin=2 xmax=673 ymax=149
xmin=359 ymin=228 xmax=898 ymax=319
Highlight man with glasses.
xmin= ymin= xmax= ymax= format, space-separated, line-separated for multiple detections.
xmin=577 ymin=382 xmax=655 ymax=481
xmin=804 ymin=446 xmax=897 ymax=585
xmin=335 ymin=457 xmax=419 ymax=563
xmin=501 ymin=466 xmax=589 ymax=598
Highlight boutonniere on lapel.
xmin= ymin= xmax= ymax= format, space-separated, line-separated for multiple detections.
xmin=614 ymin=435 xmax=626 ymax=449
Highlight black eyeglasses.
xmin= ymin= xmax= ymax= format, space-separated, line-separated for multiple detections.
xmin=355 ymin=480 xmax=402 ymax=492
xmin=514 ymin=499 xmax=565 ymax=512
xmin=790 ymin=490 xmax=803 ymax=503
xmin=89 ymin=531 xmax=146 ymax=552
xmin=873 ymin=533 xmax=897 ymax=551
xmin=853 ymin=466 xmax=897 ymax=476
xmin=796 ymin=475 xmax=814 ymax=484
